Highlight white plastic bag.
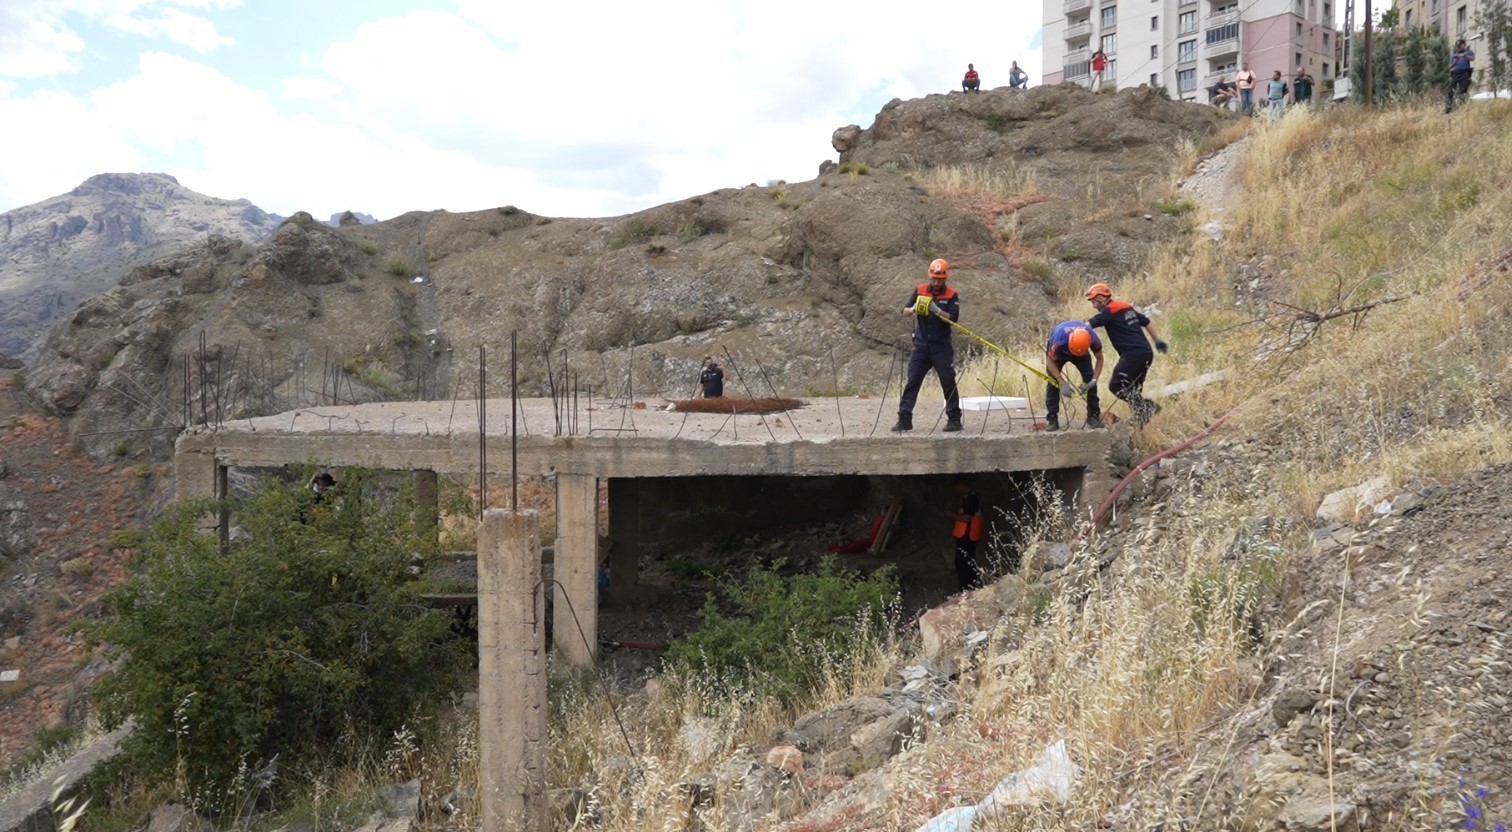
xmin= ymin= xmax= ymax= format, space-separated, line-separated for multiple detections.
xmin=912 ymin=805 xmax=978 ymax=832
xmin=911 ymin=739 xmax=1079 ymax=832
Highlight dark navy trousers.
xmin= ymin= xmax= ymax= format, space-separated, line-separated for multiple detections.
xmin=899 ymin=340 xmax=961 ymax=418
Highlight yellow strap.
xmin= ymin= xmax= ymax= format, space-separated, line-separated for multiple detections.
xmin=937 ymin=315 xmax=1064 ymax=388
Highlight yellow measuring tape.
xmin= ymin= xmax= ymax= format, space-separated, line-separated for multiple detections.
xmin=914 ymin=301 xmax=1073 ymax=391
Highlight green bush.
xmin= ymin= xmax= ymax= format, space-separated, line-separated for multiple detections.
xmin=90 ymin=471 xmax=465 ymax=813
xmin=382 ymin=257 xmax=412 ymax=277
xmin=1156 ymin=198 xmax=1197 ymax=216
xmin=355 ymin=239 xmax=379 ymax=255
xmin=665 ymin=557 xmax=897 ymax=704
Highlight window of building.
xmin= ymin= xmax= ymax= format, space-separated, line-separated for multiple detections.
xmin=1405 ymin=10 xmax=1413 ymax=28
xmin=1296 ymin=51 xmax=1304 ymax=68
xmin=1206 ymin=22 xmax=1239 ymax=43
xmin=1179 ymin=10 xmax=1197 ymax=32
xmin=1214 ymin=60 xmax=1237 ymax=74
xmin=1432 ymin=0 xmax=1440 ymax=13
xmin=1151 ymin=14 xmax=1159 ymax=29
xmin=1324 ymin=1 xmax=1332 ymax=18
xmin=1101 ymin=32 xmax=1118 ymax=52
xmin=1179 ymin=39 xmax=1197 ymax=62
xmin=1433 ymin=20 xmax=1442 ymax=33
xmin=1296 ymin=21 xmax=1304 ymax=36
xmin=1322 ymin=61 xmax=1330 ymax=77
xmin=1151 ymin=44 xmax=1159 ymax=57
xmin=1323 ymin=32 xmax=1331 ymax=48
xmin=1456 ymin=5 xmax=1467 ymax=33
xmin=1178 ymin=68 xmax=1197 ymax=91
xmin=1101 ymin=6 xmax=1117 ymax=26
xmin=1151 ymin=72 xmax=1159 ymax=85
xmin=1107 ymin=58 xmax=1118 ymax=76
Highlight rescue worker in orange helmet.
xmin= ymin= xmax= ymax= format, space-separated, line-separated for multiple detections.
xmin=1085 ymin=283 xmax=1168 ymax=425
xmin=893 ymin=258 xmax=964 ymax=433
xmin=947 ymin=476 xmax=984 ymax=590
xmin=1044 ymin=320 xmax=1104 ymax=432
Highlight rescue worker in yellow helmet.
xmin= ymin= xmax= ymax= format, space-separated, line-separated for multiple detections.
xmin=1044 ymin=320 xmax=1104 ymax=432
xmin=893 ymin=258 xmax=963 ymax=433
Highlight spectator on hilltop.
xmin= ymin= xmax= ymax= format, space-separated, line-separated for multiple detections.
xmin=1090 ymin=49 xmax=1108 ymax=92
xmin=1265 ymin=69 xmax=1289 ymax=117
xmin=962 ymin=63 xmax=981 ymax=93
xmin=1209 ymin=75 xmax=1236 ymax=108
xmin=1009 ymin=61 xmax=1029 ymax=89
xmin=1235 ymin=63 xmax=1258 ymax=115
xmin=1447 ymin=39 xmax=1475 ymax=112
xmin=1293 ymin=67 xmax=1314 ymax=105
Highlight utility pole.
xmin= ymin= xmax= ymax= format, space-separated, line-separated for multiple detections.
xmin=1364 ymin=0 xmax=1374 ymax=105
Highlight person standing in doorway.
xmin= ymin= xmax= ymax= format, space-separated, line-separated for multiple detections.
xmin=1235 ymin=62 xmax=1258 ymax=115
xmin=947 ymin=477 xmax=984 ymax=591
xmin=1091 ymin=49 xmax=1108 ymax=92
xmin=893 ymin=259 xmax=964 ymax=433
xmin=1447 ymin=39 xmax=1475 ymax=112
xmin=695 ymin=356 xmax=724 ymax=399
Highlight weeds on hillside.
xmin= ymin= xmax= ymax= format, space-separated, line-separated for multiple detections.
xmin=922 ymin=163 xmax=1039 ymax=199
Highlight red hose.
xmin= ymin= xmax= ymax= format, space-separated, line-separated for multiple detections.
xmin=1082 ymin=406 xmax=1241 ymax=536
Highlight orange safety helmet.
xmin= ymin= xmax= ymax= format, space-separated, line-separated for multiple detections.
xmin=929 ymin=258 xmax=950 ymax=279
xmin=1067 ymin=327 xmax=1093 ymax=356
xmin=1085 ymin=282 xmax=1112 ymax=301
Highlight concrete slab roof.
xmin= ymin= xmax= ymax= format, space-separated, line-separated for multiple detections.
xmin=175 ymin=397 xmax=1115 ymax=478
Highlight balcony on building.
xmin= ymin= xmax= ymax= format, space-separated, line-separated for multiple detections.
xmin=1065 ymin=59 xmax=1092 ymax=80
xmin=1205 ymin=20 xmax=1240 ymax=58
xmin=1064 ymin=0 xmax=1092 ymax=16
xmin=1065 ymin=19 xmax=1092 ymax=40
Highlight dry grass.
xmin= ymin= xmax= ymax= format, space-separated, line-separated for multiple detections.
xmin=920 ymin=163 xmax=1040 ymax=199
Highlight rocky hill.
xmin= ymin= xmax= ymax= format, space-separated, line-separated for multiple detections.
xmin=22 ymin=85 xmax=1227 ymax=455
xmin=0 ymin=173 xmax=275 ymax=361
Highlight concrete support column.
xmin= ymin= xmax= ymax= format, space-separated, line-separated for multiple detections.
xmin=606 ymin=478 xmax=640 ymax=587
xmin=172 ymin=447 xmax=219 ymax=501
xmin=216 ymin=462 xmax=229 ymax=553
xmin=414 ymin=469 xmax=439 ymax=546
xmin=477 ymin=509 xmax=546 ymax=832
xmin=554 ymin=474 xmax=599 ymax=666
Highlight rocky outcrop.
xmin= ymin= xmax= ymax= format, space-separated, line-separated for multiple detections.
xmin=0 ymin=173 xmax=275 ymax=359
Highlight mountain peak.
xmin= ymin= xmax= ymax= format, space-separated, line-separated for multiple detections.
xmin=70 ymin=172 xmax=183 ymax=198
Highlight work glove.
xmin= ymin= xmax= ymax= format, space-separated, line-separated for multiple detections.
xmin=1081 ymin=380 xmax=1097 ymax=394
xmin=1060 ymin=381 xmax=1078 ymax=394
xmin=929 ymin=301 xmax=944 ymax=317
xmin=1155 ymin=340 xmax=1169 ymax=354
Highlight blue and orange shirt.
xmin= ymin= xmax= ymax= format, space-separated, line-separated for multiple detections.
xmin=1087 ymin=300 xmax=1153 ymax=355
xmin=1046 ymin=320 xmax=1102 ymax=360
xmin=907 ymin=283 xmax=960 ymax=345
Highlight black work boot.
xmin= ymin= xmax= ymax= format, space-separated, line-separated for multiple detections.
xmin=1045 ymin=416 xmax=1060 ymax=433
xmin=1085 ymin=415 xmax=1105 ymax=429
xmin=943 ymin=413 xmax=963 ymax=432
xmin=890 ymin=412 xmax=913 ymax=432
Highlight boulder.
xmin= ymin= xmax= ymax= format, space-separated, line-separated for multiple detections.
xmin=376 ymin=779 xmax=421 ymax=819
xmin=786 ymin=695 xmax=895 ymax=752
xmin=1271 ymin=689 xmax=1319 ymax=727
xmin=848 ymin=708 xmax=918 ymax=765
xmin=0 ymin=351 xmax=21 ymax=370
xmin=831 ymin=124 xmax=862 ymax=153
xmin=918 ymin=587 xmax=1002 ymax=663
xmin=764 ymin=744 xmax=804 ymax=775
xmin=714 ymin=751 xmax=803 ymax=832
xmin=1316 ymin=477 xmax=1393 ymax=522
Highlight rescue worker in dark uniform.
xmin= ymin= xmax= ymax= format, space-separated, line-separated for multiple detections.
xmin=1044 ymin=320 xmax=1104 ymax=432
xmin=1084 ymin=283 xmax=1167 ymax=425
xmin=893 ymin=258 xmax=964 ymax=433
xmin=947 ymin=477 xmax=983 ymax=590
xmin=696 ymin=356 xmax=724 ymax=398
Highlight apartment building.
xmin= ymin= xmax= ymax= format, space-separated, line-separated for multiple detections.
xmin=1042 ymin=0 xmax=1341 ymax=101
xmin=1393 ymin=0 xmax=1485 ymax=38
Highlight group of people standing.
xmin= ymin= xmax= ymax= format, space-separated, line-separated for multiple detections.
xmin=961 ymin=61 xmax=1031 ymax=93
xmin=1209 ymin=63 xmax=1315 ymax=114
xmin=890 ymin=259 xmax=1166 ymax=435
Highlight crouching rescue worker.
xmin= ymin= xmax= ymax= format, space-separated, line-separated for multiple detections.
xmin=1044 ymin=320 xmax=1104 ymax=432
xmin=948 ymin=477 xmax=983 ymax=590
xmin=1084 ymin=283 xmax=1167 ymax=424
xmin=893 ymin=258 xmax=964 ymax=433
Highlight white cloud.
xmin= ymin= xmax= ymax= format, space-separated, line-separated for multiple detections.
xmin=0 ymin=3 xmax=1043 ymax=221
xmin=106 ymin=6 xmax=233 ymax=52
xmin=0 ymin=0 xmax=235 ymax=77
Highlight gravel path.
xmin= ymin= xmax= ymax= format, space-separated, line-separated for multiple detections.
xmin=1178 ymin=138 xmax=1246 ymax=217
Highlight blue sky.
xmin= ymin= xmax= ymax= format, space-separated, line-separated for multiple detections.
xmin=0 ymin=1 xmax=1043 ymax=220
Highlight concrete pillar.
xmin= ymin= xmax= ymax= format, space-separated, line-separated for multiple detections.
xmin=216 ymin=462 xmax=229 ymax=553
xmin=606 ymin=478 xmax=640 ymax=587
xmin=553 ymin=474 xmax=598 ymax=666
xmin=414 ymin=469 xmax=439 ymax=546
xmin=477 ymin=509 xmax=546 ymax=832
xmin=172 ymin=447 xmax=219 ymax=501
